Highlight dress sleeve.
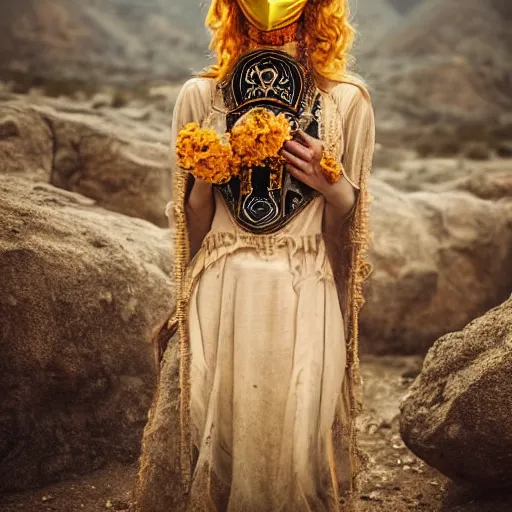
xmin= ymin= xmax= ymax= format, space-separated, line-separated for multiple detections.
xmin=339 ymin=87 xmax=376 ymax=191
xmin=165 ymin=78 xmax=212 ymax=223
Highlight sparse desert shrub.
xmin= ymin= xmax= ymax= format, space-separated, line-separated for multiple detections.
xmin=112 ymin=90 xmax=130 ymax=109
xmin=415 ymin=123 xmax=457 ymax=157
xmin=10 ymin=80 xmax=31 ymax=95
xmin=495 ymin=141 xmax=512 ymax=158
xmin=43 ymin=78 xmax=95 ymax=98
xmin=489 ymin=119 xmax=512 ymax=141
xmin=463 ymin=142 xmax=491 ymax=161
xmin=437 ymin=138 xmax=462 ymax=157
xmin=415 ymin=137 xmax=435 ymax=158
xmin=416 ymin=133 xmax=461 ymax=158
xmin=455 ymin=120 xmax=490 ymax=143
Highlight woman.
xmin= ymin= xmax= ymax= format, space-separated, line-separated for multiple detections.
xmin=135 ymin=1 xmax=375 ymax=511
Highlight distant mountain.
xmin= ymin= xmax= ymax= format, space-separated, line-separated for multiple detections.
xmin=0 ymin=0 xmax=211 ymax=87
xmin=0 ymin=0 xmax=510 ymax=128
xmin=0 ymin=0 xmax=407 ymax=87
xmin=362 ymin=0 xmax=512 ymax=127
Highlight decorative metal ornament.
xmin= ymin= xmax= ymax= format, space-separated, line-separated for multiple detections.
xmin=217 ymin=48 xmax=322 ymax=234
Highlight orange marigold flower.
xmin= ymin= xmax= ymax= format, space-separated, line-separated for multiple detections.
xmin=230 ymin=108 xmax=292 ymax=169
xmin=175 ymin=122 xmax=234 ymax=184
xmin=320 ymin=151 xmax=343 ymax=184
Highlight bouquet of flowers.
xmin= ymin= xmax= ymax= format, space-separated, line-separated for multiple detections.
xmin=175 ymin=122 xmax=233 ymax=184
xmin=230 ymin=108 xmax=292 ymax=171
xmin=175 ymin=109 xmax=292 ymax=184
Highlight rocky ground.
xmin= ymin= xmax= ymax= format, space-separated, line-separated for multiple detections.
xmin=1 ymin=356 xmax=511 ymax=512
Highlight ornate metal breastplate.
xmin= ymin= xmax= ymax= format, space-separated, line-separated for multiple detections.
xmin=216 ymin=48 xmax=322 ymax=234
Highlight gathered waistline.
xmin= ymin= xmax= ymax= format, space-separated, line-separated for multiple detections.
xmin=201 ymin=230 xmax=326 ymax=258
xmin=187 ymin=230 xmax=334 ymax=287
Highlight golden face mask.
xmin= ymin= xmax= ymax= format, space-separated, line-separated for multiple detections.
xmin=237 ymin=0 xmax=308 ymax=32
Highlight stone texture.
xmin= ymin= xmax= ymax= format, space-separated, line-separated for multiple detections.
xmin=361 ymin=178 xmax=512 ymax=354
xmin=439 ymin=169 xmax=512 ymax=201
xmin=0 ymin=100 xmax=171 ymax=227
xmin=399 ymin=295 xmax=512 ymax=488
xmin=0 ymin=175 xmax=173 ymax=492
xmin=373 ymin=157 xmax=512 ymax=199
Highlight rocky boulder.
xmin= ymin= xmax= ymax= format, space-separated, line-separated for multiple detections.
xmin=399 ymin=295 xmax=512 ymax=488
xmin=374 ymin=157 xmax=512 ymax=200
xmin=438 ymin=169 xmax=512 ymax=201
xmin=0 ymin=175 xmax=172 ymax=492
xmin=0 ymin=99 xmax=171 ymax=227
xmin=361 ymin=178 xmax=512 ymax=354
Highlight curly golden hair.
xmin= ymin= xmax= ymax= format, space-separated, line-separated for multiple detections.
xmin=200 ymin=0 xmax=357 ymax=84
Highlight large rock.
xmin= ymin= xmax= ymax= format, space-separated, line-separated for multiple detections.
xmin=374 ymin=157 xmax=512 ymax=200
xmin=0 ymin=175 xmax=172 ymax=492
xmin=438 ymin=169 xmax=512 ymax=201
xmin=361 ymin=178 xmax=512 ymax=354
xmin=0 ymin=100 xmax=171 ymax=226
xmin=399 ymin=295 xmax=512 ymax=488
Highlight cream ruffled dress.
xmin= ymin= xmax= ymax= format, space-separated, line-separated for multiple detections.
xmin=167 ymin=70 xmax=374 ymax=511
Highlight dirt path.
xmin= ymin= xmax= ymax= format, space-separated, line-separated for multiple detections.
xmin=1 ymin=356 xmax=510 ymax=512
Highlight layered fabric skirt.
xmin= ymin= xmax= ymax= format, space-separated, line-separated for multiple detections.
xmin=185 ymin=192 xmax=349 ymax=511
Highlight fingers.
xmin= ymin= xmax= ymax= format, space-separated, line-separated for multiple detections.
xmin=295 ymin=129 xmax=325 ymax=151
xmin=281 ymin=149 xmax=312 ymax=174
xmin=285 ymin=163 xmax=312 ymax=186
xmin=282 ymin=139 xmax=314 ymax=162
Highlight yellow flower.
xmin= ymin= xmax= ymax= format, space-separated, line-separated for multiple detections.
xmin=175 ymin=122 xmax=234 ymax=184
xmin=230 ymin=108 xmax=292 ymax=169
xmin=175 ymin=109 xmax=293 ymax=185
xmin=319 ymin=151 xmax=343 ymax=184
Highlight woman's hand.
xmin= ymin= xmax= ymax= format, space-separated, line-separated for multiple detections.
xmin=281 ymin=130 xmax=356 ymax=215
